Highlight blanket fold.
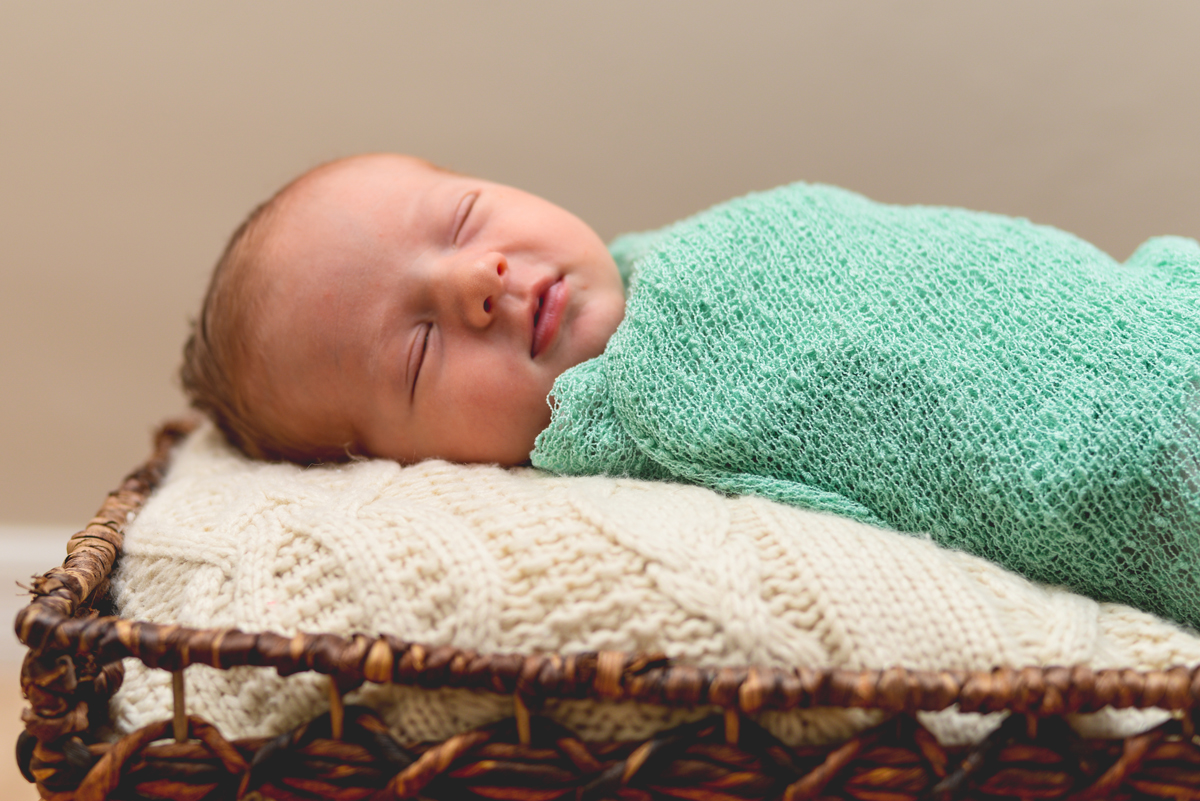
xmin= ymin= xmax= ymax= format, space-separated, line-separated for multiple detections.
xmin=532 ymin=183 xmax=1200 ymax=628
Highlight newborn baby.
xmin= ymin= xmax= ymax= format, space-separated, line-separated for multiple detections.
xmin=184 ymin=154 xmax=626 ymax=464
xmin=187 ymin=153 xmax=1200 ymax=629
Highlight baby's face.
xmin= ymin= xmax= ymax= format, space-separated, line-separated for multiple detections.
xmin=251 ymin=154 xmax=625 ymax=464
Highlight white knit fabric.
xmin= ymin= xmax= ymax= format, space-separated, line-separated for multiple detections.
xmin=110 ymin=423 xmax=1200 ymax=746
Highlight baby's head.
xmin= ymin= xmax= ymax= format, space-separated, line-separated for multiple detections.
xmin=182 ymin=154 xmax=626 ymax=465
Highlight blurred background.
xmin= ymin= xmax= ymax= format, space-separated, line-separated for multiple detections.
xmin=1 ymin=1 xmax=1198 ymax=796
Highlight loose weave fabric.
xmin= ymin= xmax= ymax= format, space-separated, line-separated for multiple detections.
xmin=111 ymin=424 xmax=1200 ymax=747
xmin=532 ymin=184 xmax=1200 ymax=629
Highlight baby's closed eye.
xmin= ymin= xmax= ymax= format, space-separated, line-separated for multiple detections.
xmin=408 ymin=323 xmax=432 ymax=398
xmin=452 ymin=192 xmax=479 ymax=246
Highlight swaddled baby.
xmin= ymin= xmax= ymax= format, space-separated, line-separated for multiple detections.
xmin=185 ymin=153 xmax=1200 ymax=628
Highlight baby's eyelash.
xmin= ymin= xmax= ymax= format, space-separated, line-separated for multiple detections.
xmin=452 ymin=192 xmax=479 ymax=245
xmin=411 ymin=324 xmax=432 ymax=398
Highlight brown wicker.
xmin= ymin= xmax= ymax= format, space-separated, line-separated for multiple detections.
xmin=14 ymin=420 xmax=1200 ymax=800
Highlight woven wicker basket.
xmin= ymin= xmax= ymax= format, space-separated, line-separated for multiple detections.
xmin=14 ymin=420 xmax=1200 ymax=800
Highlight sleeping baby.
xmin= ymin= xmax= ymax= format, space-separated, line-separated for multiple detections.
xmin=184 ymin=153 xmax=1200 ymax=629
xmin=184 ymin=154 xmax=627 ymax=466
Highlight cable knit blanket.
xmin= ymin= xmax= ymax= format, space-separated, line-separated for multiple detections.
xmin=111 ymin=423 xmax=1200 ymax=747
xmin=531 ymin=183 xmax=1200 ymax=629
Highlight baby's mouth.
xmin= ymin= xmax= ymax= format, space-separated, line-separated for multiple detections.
xmin=531 ymin=279 xmax=567 ymax=358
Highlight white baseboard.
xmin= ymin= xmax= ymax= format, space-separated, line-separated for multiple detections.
xmin=2 ymin=526 xmax=75 ymax=661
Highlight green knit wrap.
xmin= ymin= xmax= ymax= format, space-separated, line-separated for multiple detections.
xmin=531 ymin=183 xmax=1200 ymax=628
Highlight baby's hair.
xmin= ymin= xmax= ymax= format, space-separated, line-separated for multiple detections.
xmin=181 ymin=172 xmax=357 ymax=464
xmin=181 ymin=197 xmax=284 ymax=460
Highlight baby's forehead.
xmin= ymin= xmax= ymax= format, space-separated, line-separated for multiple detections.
xmin=268 ymin=156 xmax=458 ymax=250
xmin=252 ymin=154 xmax=469 ymax=311
xmin=292 ymin=154 xmax=450 ymax=201
xmin=272 ymin=156 xmax=421 ymax=233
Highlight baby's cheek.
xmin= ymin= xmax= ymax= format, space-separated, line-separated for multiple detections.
xmin=426 ymin=369 xmax=543 ymax=463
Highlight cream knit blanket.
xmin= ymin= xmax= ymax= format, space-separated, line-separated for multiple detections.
xmin=110 ymin=423 xmax=1200 ymax=746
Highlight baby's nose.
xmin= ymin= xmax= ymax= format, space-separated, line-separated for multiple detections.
xmin=449 ymin=251 xmax=507 ymax=329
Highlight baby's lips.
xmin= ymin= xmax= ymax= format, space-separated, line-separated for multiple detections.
xmin=531 ymin=278 xmax=568 ymax=358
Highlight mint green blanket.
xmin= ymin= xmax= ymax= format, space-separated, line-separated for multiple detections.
xmin=531 ymin=183 xmax=1200 ymax=628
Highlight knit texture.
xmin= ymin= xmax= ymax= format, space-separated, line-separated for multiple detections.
xmin=111 ymin=424 xmax=1200 ymax=746
xmin=532 ymin=183 xmax=1200 ymax=628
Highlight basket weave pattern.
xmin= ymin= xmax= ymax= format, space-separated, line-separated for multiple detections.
xmin=14 ymin=421 xmax=1200 ymax=800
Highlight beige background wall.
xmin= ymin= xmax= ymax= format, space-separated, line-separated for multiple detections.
xmin=2 ymin=1 xmax=1198 ymax=526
